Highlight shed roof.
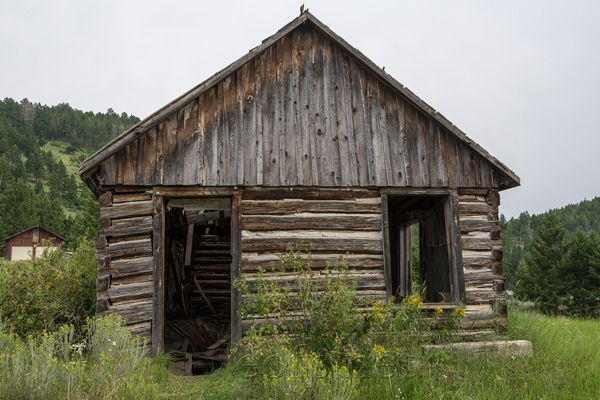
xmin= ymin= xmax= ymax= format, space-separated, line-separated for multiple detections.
xmin=3 ymin=225 xmax=66 ymax=242
xmin=79 ymin=12 xmax=519 ymax=190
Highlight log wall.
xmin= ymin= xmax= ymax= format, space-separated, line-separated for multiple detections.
xmin=95 ymin=189 xmax=154 ymax=345
xmin=99 ymin=25 xmax=499 ymax=190
xmin=458 ymin=189 xmax=506 ymax=330
xmin=239 ymin=188 xmax=387 ymax=334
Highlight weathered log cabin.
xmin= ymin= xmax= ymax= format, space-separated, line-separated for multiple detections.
xmin=79 ymin=12 xmax=520 ymax=362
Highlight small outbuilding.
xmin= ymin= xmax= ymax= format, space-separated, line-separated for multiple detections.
xmin=79 ymin=12 xmax=520 ymax=361
xmin=3 ymin=225 xmax=64 ymax=261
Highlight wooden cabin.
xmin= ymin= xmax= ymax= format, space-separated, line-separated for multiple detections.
xmin=3 ymin=225 xmax=64 ymax=261
xmin=79 ymin=12 xmax=520 ymax=363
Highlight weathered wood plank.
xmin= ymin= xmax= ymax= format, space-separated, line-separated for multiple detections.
xmin=99 ymin=300 xmax=153 ymax=325
xmin=231 ymin=194 xmax=242 ymax=345
xmin=113 ymin=193 xmax=151 ymax=203
xmin=241 ymin=238 xmax=383 ymax=253
xmin=241 ymin=200 xmax=380 ymax=215
xmin=99 ymin=200 xmax=154 ymax=219
xmin=144 ymin=127 xmax=157 ymax=186
xmin=240 ymin=59 xmax=257 ymax=186
xmin=331 ymin=45 xmax=358 ymax=186
xmin=99 ymin=216 xmax=153 ymax=237
xmin=152 ymin=195 xmax=165 ymax=355
xmin=255 ymin=51 xmax=265 ymax=186
xmin=98 ymin=256 xmax=154 ymax=279
xmin=162 ymin=113 xmax=180 ymax=185
xmin=296 ymin=26 xmax=314 ymax=186
xmin=203 ymin=86 xmax=219 ymax=186
xmin=241 ymin=188 xmax=380 ymax=200
xmin=155 ymin=121 xmax=166 ymax=185
xmin=241 ymin=253 xmax=384 ymax=272
xmin=365 ymin=72 xmax=388 ymax=186
xmin=96 ymin=238 xmax=153 ymax=259
xmin=181 ymin=100 xmax=200 ymax=185
xmin=242 ymin=215 xmax=381 ymax=231
xmin=97 ymin=281 xmax=154 ymax=302
xmin=135 ymin=134 xmax=146 ymax=185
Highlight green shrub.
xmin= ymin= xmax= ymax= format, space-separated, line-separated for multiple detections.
xmin=233 ymin=247 xmax=466 ymax=397
xmin=0 ymin=314 xmax=147 ymax=400
xmin=0 ymin=238 xmax=96 ymax=337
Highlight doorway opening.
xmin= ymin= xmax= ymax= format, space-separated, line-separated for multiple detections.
xmin=388 ymin=196 xmax=453 ymax=304
xmin=163 ymin=197 xmax=232 ymax=375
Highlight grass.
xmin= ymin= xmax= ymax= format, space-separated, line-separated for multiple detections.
xmin=168 ymin=309 xmax=600 ymax=400
xmin=1 ymin=310 xmax=599 ymax=399
xmin=41 ymin=141 xmax=84 ymax=176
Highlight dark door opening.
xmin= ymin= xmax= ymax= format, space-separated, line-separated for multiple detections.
xmin=164 ymin=197 xmax=232 ymax=374
xmin=388 ymin=196 xmax=453 ymax=303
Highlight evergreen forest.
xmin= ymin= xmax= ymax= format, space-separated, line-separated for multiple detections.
xmin=501 ymin=196 xmax=600 ymax=316
xmin=0 ymin=97 xmax=140 ymax=248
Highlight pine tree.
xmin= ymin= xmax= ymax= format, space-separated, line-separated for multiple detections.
xmin=563 ymin=230 xmax=600 ymax=316
xmin=515 ymin=213 xmax=566 ymax=315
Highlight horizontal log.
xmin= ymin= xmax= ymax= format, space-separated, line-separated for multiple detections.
xmin=100 ymin=200 xmax=154 ymax=219
xmin=461 ymin=238 xmax=501 ymax=251
xmin=99 ymin=299 xmax=153 ymax=325
xmin=425 ymin=340 xmax=532 ymax=356
xmin=194 ymin=266 xmax=231 ymax=274
xmin=465 ymin=288 xmax=505 ymax=304
xmin=96 ymin=299 xmax=109 ymax=314
xmin=96 ymin=238 xmax=153 ymax=259
xmin=241 ymin=254 xmax=384 ymax=272
xmin=127 ymin=321 xmax=152 ymax=344
xmin=99 ymin=192 xmax=113 ymax=207
xmin=244 ymin=273 xmax=386 ymax=292
xmin=187 ymin=209 xmax=232 ymax=225
xmin=98 ymin=256 xmax=154 ymax=279
xmin=100 ymin=216 xmax=154 ymax=237
xmin=96 ymin=276 xmax=110 ymax=291
xmin=457 ymin=195 xmax=486 ymax=203
xmin=458 ymin=202 xmax=490 ymax=215
xmin=460 ymin=219 xmax=500 ymax=233
xmin=111 ymin=273 xmax=153 ymax=286
xmin=242 ymin=189 xmax=380 ymax=201
xmin=241 ymin=238 xmax=383 ymax=254
xmin=241 ymin=200 xmax=381 ymax=215
xmin=94 ymin=235 xmax=108 ymax=249
xmin=195 ymin=273 xmax=230 ymax=280
xmin=152 ymin=186 xmax=240 ymax=197
xmin=486 ymin=191 xmax=500 ymax=207
xmin=97 ymin=280 xmax=154 ymax=302
xmin=242 ymin=215 xmax=382 ymax=231
xmin=457 ymin=189 xmax=489 ymax=196
xmin=113 ymin=193 xmax=152 ymax=203
xmin=114 ymin=186 xmax=150 ymax=193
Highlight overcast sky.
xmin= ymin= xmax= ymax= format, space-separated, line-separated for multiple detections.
xmin=1 ymin=0 xmax=599 ymax=219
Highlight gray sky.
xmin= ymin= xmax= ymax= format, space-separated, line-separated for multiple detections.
xmin=2 ymin=0 xmax=599 ymax=219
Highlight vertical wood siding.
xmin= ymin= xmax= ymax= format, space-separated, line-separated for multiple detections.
xmin=100 ymin=26 xmax=499 ymax=190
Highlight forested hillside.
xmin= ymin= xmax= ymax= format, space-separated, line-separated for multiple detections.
xmin=501 ymin=197 xmax=600 ymax=315
xmin=0 ymin=97 xmax=139 ymax=250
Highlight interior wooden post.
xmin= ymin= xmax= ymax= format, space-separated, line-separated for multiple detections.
xmin=444 ymin=192 xmax=466 ymax=304
xmin=381 ymin=193 xmax=393 ymax=299
xmin=152 ymin=194 xmax=165 ymax=354
xmin=230 ymin=193 xmax=242 ymax=346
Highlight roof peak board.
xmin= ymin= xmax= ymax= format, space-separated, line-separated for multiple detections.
xmin=79 ymin=12 xmax=519 ymax=189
